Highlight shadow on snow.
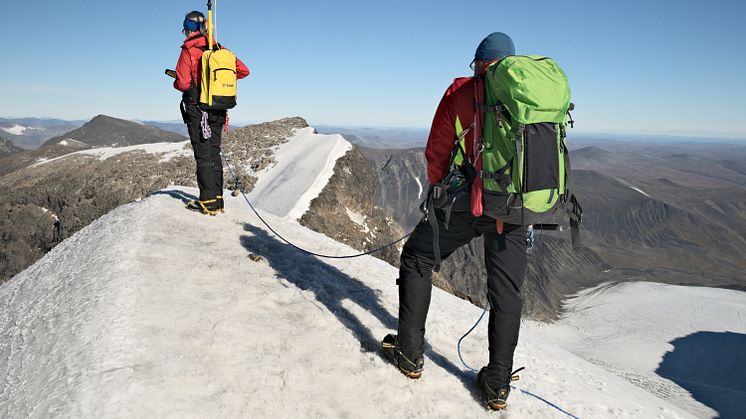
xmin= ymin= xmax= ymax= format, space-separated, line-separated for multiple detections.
xmin=239 ymin=222 xmax=483 ymax=402
xmin=656 ymin=331 xmax=746 ymax=419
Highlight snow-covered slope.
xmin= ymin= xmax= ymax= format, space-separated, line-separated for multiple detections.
xmin=2 ymin=126 xmax=743 ymax=418
xmin=546 ymin=282 xmax=746 ymax=418
xmin=248 ymin=127 xmax=352 ymax=220
xmin=1 ymin=187 xmax=720 ymax=418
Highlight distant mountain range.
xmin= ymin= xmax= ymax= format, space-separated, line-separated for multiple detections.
xmin=360 ymin=137 xmax=746 ymax=319
xmin=0 ymin=118 xmax=85 ymax=150
xmin=0 ymin=117 xmax=189 ymax=150
xmin=0 ymin=115 xmax=187 ymax=177
xmin=316 ymin=125 xmax=428 ymax=149
xmin=4 ymin=114 xmax=746 ymax=320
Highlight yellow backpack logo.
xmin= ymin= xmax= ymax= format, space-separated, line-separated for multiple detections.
xmin=199 ymin=46 xmax=237 ymax=110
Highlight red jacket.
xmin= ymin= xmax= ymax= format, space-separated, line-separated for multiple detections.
xmin=425 ymin=75 xmax=486 ymax=216
xmin=173 ymin=33 xmax=250 ymax=92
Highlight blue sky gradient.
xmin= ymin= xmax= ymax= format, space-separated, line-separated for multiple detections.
xmin=1 ymin=0 xmax=745 ymax=136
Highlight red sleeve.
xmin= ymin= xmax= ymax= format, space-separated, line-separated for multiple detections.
xmin=235 ymin=57 xmax=250 ymax=79
xmin=425 ymin=85 xmax=457 ymax=184
xmin=173 ymin=47 xmax=192 ymax=92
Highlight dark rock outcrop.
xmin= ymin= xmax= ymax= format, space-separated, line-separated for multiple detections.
xmin=300 ymin=146 xmax=405 ymax=267
xmin=358 ymin=147 xmax=428 ymax=232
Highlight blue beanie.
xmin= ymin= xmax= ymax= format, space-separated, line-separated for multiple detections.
xmin=183 ymin=11 xmax=205 ymax=33
xmin=474 ymin=32 xmax=515 ymax=61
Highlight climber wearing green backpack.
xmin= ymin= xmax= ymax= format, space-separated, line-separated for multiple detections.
xmin=381 ymin=32 xmax=582 ymax=411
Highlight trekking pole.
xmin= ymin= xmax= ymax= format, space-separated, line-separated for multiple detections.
xmin=213 ymin=0 xmax=219 ymax=42
xmin=206 ymin=0 xmax=214 ymax=49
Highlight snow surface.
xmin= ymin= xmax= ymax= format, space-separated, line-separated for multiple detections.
xmin=248 ymin=127 xmax=352 ymax=220
xmin=31 ymin=141 xmax=192 ymax=167
xmin=76 ymin=141 xmax=192 ymax=162
xmin=1 ymin=124 xmax=27 ymax=135
xmin=345 ymin=207 xmax=371 ymax=234
xmin=1 ymin=186 xmax=720 ymax=418
xmin=2 ymin=127 xmax=743 ymax=417
xmin=545 ymin=282 xmax=746 ymax=418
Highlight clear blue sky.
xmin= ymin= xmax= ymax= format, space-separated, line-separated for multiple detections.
xmin=1 ymin=0 xmax=745 ymax=137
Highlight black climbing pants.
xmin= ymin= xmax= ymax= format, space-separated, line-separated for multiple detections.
xmin=397 ymin=209 xmax=527 ymax=386
xmin=181 ymin=101 xmax=227 ymax=201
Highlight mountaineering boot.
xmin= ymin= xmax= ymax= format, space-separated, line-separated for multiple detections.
xmin=186 ymin=198 xmax=221 ymax=215
xmin=381 ymin=334 xmax=424 ymax=379
xmin=216 ymin=195 xmax=224 ymax=213
xmin=477 ymin=367 xmax=510 ymax=410
xmin=477 ymin=366 xmax=523 ymax=411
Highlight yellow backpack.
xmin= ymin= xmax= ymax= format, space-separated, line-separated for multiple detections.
xmin=199 ymin=44 xmax=237 ymax=110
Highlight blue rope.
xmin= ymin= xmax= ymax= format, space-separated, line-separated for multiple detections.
xmin=511 ymin=386 xmax=581 ymax=419
xmin=457 ymin=302 xmax=490 ymax=372
xmin=457 ymin=302 xmax=580 ymax=419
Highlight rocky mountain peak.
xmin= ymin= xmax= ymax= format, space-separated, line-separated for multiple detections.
xmin=0 ymin=136 xmax=22 ymax=157
xmin=42 ymin=114 xmax=186 ymax=149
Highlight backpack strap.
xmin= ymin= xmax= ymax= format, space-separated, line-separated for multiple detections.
xmin=477 ymin=159 xmax=512 ymax=191
xmin=561 ymin=138 xmax=583 ymax=248
xmin=474 ymin=103 xmax=502 ymax=113
xmin=200 ymin=36 xmax=222 ymax=51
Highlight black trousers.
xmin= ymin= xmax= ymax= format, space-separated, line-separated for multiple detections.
xmin=181 ymin=101 xmax=227 ymax=201
xmin=397 ymin=209 xmax=527 ymax=385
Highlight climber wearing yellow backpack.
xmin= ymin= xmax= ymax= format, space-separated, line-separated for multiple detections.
xmin=173 ymin=8 xmax=249 ymax=215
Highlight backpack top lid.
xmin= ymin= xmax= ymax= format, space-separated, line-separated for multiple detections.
xmin=486 ymin=55 xmax=571 ymax=125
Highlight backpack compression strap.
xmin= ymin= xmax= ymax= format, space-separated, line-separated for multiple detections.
xmin=561 ymin=143 xmax=583 ymax=248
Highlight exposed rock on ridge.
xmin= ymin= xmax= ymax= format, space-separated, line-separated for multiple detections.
xmin=0 ymin=117 xmax=404 ymax=285
xmin=300 ymin=146 xmax=405 ymax=267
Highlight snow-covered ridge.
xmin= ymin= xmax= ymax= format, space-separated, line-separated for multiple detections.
xmin=248 ymin=127 xmax=352 ymax=220
xmin=2 ymin=188 xmax=733 ymax=418
xmin=31 ymin=140 xmax=192 ymax=167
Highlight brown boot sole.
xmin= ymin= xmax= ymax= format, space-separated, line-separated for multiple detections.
xmin=487 ymin=400 xmax=507 ymax=411
xmin=400 ymin=368 xmax=422 ymax=379
xmin=381 ymin=341 xmax=423 ymax=380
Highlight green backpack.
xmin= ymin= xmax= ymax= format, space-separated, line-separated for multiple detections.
xmin=478 ymin=55 xmax=582 ymax=244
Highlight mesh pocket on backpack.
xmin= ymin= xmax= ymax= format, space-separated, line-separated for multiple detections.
xmin=523 ymin=123 xmax=560 ymax=192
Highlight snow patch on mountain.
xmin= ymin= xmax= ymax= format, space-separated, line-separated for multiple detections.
xmin=76 ymin=141 xmax=191 ymax=162
xmin=345 ymin=207 xmax=372 ymax=235
xmin=630 ymin=185 xmax=651 ymax=197
xmin=31 ymin=141 xmax=192 ymax=167
xmin=1 ymin=124 xmax=29 ymax=135
xmin=248 ymin=127 xmax=352 ymax=220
